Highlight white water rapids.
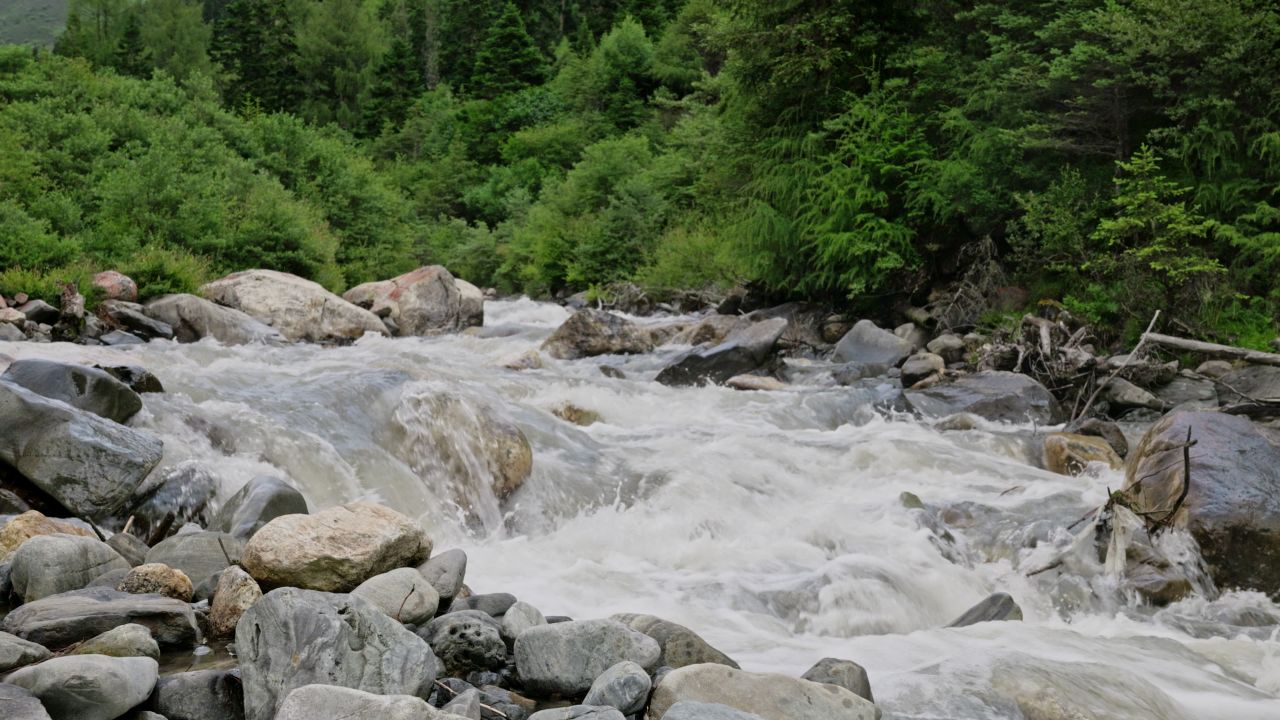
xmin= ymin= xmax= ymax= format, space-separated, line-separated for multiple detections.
xmin=5 ymin=298 xmax=1280 ymax=718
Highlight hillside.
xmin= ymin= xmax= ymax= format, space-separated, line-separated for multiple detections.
xmin=0 ymin=0 xmax=67 ymax=46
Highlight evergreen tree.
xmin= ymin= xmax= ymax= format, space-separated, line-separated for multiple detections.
xmin=211 ymin=0 xmax=300 ymax=111
xmin=362 ymin=34 xmax=423 ymax=136
xmin=471 ymin=2 xmax=547 ymax=98
xmin=114 ymin=12 xmax=151 ymax=77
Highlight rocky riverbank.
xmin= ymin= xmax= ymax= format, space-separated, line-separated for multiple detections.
xmin=3 ymin=266 xmax=1280 ymax=718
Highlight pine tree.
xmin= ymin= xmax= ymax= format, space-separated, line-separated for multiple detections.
xmin=471 ymin=2 xmax=547 ymax=98
xmin=211 ymin=0 xmax=300 ymax=112
xmin=362 ymin=34 xmax=423 ymax=136
xmin=114 ymin=12 xmax=151 ymax=77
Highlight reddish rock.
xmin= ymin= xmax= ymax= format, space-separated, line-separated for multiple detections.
xmin=92 ymin=272 xmax=138 ymax=302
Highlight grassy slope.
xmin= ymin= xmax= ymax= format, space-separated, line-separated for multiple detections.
xmin=0 ymin=0 xmax=68 ymax=47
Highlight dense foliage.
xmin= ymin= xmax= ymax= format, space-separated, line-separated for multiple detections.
xmin=1 ymin=0 xmax=1277 ymax=346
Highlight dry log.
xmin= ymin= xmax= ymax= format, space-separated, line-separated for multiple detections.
xmin=1141 ymin=333 xmax=1280 ymax=367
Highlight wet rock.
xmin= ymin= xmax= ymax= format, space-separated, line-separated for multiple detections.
xmin=1063 ymin=417 xmax=1128 ymax=457
xmin=209 ymin=565 xmax=261 ymax=638
xmin=599 ymin=365 xmax=625 ymax=379
xmin=948 ymin=592 xmax=1023 ymax=627
xmin=452 ymin=592 xmax=517 ymax=616
xmin=95 ymin=365 xmax=164 ymax=393
xmin=647 ymin=664 xmax=877 ymax=720
xmin=553 ymin=403 xmax=601 ymax=426
xmin=612 ymin=613 xmax=739 ymax=669
xmin=904 ymin=371 xmax=1065 ymax=425
xmin=1100 ymin=376 xmax=1164 ymax=411
xmin=200 ymin=270 xmax=387 ymax=344
xmin=1123 ymin=411 xmax=1280 ymax=597
xmin=241 ymin=502 xmax=429 ymax=592
xmin=0 ymin=381 xmax=163 ymax=520
xmin=529 ymin=708 xmax=625 ymax=720
xmin=145 ymin=532 xmax=240 ymax=591
xmin=117 ymin=563 xmax=193 ymax=602
xmin=10 ymin=535 xmax=130 ymax=602
xmin=0 ymin=682 xmax=52 ymax=720
xmin=0 ymin=510 xmax=95 ymax=559
xmin=833 ymin=320 xmax=913 ymax=366
xmin=541 ymin=309 xmax=654 ymax=360
xmin=501 ymin=349 xmax=543 ymax=371
xmin=926 ymin=334 xmax=966 ymax=363
xmin=0 ymin=630 xmax=52 ymax=672
xmin=655 ymin=318 xmax=787 ymax=387
xmin=144 ymin=294 xmax=284 ymax=345
xmin=152 ymin=668 xmax=245 ymax=720
xmin=71 ymin=623 xmax=159 ymax=659
xmin=501 ymin=601 xmax=546 ymax=647
xmin=106 ymin=532 xmax=149 ymax=567
xmin=899 ymin=352 xmax=945 ymax=387
xmin=418 ymin=549 xmax=467 ymax=602
xmin=801 ymin=658 xmax=874 ymax=704
xmin=100 ymin=330 xmax=145 ymax=346
xmin=17 ymin=300 xmax=59 ymax=325
xmin=583 ymin=660 xmax=651 ymax=714
xmin=668 ymin=315 xmax=742 ymax=348
xmin=236 ymin=587 xmax=438 ymax=720
xmin=1215 ymin=365 xmax=1280 ymax=403
xmin=515 ymin=619 xmax=661 ymax=696
xmin=100 ymin=300 xmax=175 ymax=341
xmin=2 ymin=359 xmax=143 ymax=423
xmin=5 ymin=655 xmax=158 ymax=720
xmin=343 ymin=266 xmax=482 ymax=336
xmin=0 ymin=587 xmax=198 ymax=648
xmin=725 ymin=375 xmax=787 ymax=391
xmin=1154 ymin=371 xmax=1217 ymax=411
xmin=352 ymin=567 xmax=440 ymax=625
xmin=831 ymin=362 xmax=891 ymax=385
xmin=1041 ymin=433 xmax=1123 ymax=476
xmin=91 ymin=271 xmax=138 ymax=302
xmin=123 ymin=463 xmax=219 ymax=545
xmin=274 ymin=685 xmax=436 ymax=720
xmin=418 ymin=610 xmax=507 ymax=676
xmin=210 ymin=476 xmax=308 ymax=543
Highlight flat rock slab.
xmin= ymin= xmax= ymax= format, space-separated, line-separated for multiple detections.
xmin=904 ymin=371 xmax=1064 ymax=425
xmin=0 ymin=587 xmax=198 ymax=648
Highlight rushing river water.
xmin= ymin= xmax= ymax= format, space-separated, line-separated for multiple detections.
xmin=4 ymin=298 xmax=1280 ymax=718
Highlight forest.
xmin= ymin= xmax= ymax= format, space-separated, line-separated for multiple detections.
xmin=1 ymin=0 xmax=1278 ymax=346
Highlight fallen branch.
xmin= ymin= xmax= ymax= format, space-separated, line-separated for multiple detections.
xmin=1142 ymin=333 xmax=1280 ymax=367
xmin=1072 ymin=310 xmax=1161 ymax=422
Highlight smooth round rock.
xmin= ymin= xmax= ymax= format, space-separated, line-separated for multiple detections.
xmin=152 ymin=668 xmax=245 ymax=720
xmin=583 ymin=660 xmax=652 ymax=714
xmin=801 ymin=658 xmax=874 ymax=704
xmin=0 ymin=630 xmax=52 ymax=672
xmin=417 ymin=548 xmax=467 ymax=601
xmin=209 ymin=565 xmax=262 ymax=639
xmin=647 ymin=664 xmax=878 ymax=720
xmin=72 ymin=623 xmax=159 ymax=659
xmin=351 ymin=567 xmax=440 ymax=625
xmin=275 ymin=684 xmax=435 ymax=720
xmin=10 ymin=534 xmax=130 ymax=602
xmin=501 ymin=601 xmax=546 ymax=646
xmin=5 ymin=655 xmax=158 ymax=720
xmin=515 ymin=619 xmax=661 ymax=696
xmin=211 ymin=476 xmax=308 ymax=542
xmin=612 ymin=614 xmax=738 ymax=669
xmin=117 ymin=563 xmax=193 ymax=602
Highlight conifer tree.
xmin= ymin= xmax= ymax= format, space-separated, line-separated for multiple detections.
xmin=471 ymin=2 xmax=546 ymax=98
xmin=114 ymin=12 xmax=151 ymax=76
xmin=211 ymin=0 xmax=300 ymax=111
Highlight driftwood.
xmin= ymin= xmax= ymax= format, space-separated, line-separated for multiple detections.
xmin=1071 ymin=311 xmax=1161 ymax=422
xmin=1142 ymin=333 xmax=1280 ymax=367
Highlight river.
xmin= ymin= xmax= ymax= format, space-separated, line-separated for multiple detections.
xmin=4 ymin=298 xmax=1280 ymax=718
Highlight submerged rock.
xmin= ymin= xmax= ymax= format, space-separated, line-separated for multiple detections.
xmin=948 ymin=592 xmax=1023 ymax=627
xmin=904 ymin=371 xmax=1064 ymax=425
xmin=5 ymin=655 xmax=158 ymax=720
xmin=648 ymin=664 xmax=878 ymax=720
xmin=1041 ymin=433 xmax=1123 ymax=476
xmin=2 ymin=359 xmax=143 ymax=423
xmin=541 ymin=309 xmax=654 ymax=360
xmin=343 ymin=265 xmax=483 ymax=336
xmin=515 ymin=619 xmax=661 ymax=696
xmin=200 ymin=270 xmax=387 ymax=343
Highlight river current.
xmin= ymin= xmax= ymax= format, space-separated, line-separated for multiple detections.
xmin=4 ymin=298 xmax=1280 ymax=719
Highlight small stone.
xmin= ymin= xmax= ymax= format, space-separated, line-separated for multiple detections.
xmin=351 ymin=567 xmax=440 ymax=625
xmin=92 ymin=271 xmax=138 ymax=302
xmin=209 ymin=565 xmax=262 ymax=638
xmin=515 ymin=619 xmax=661 ymax=696
xmin=418 ymin=610 xmax=507 ymax=677
xmin=10 ymin=534 xmax=130 ymax=602
xmin=117 ymin=563 xmax=194 ymax=602
xmin=0 ymin=630 xmax=52 ymax=672
xmin=418 ymin=549 xmax=467 ymax=602
xmin=71 ymin=623 xmax=159 ymax=659
xmin=583 ymin=660 xmax=651 ymax=715
xmin=5 ymin=655 xmax=158 ymax=720
xmin=553 ymin=403 xmax=601 ymax=426
xmin=0 ymin=511 xmax=94 ymax=559
xmin=948 ymin=592 xmax=1023 ymax=627
xmin=801 ymin=658 xmax=874 ymax=704
xmin=442 ymin=688 xmax=483 ymax=719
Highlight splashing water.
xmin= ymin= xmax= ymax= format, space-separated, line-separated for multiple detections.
xmin=3 ymin=297 xmax=1279 ymax=718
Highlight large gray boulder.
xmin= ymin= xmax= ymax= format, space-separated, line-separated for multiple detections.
xmin=0 ymin=587 xmax=198 ymax=648
xmin=0 ymin=683 xmax=52 ymax=720
xmin=661 ymin=702 xmax=764 ymax=720
xmin=210 ymin=476 xmax=308 ymax=542
xmin=0 ymin=631 xmax=52 ymax=672
xmin=833 ymin=321 xmax=913 ymax=366
xmin=152 ymin=668 xmax=245 ymax=720
xmin=583 ymin=660 xmax=651 ymax=715
xmin=241 ymin=502 xmax=430 ymax=592
xmin=515 ymin=619 xmax=661 ymax=696
xmin=4 ymin=655 xmax=158 ymax=720
xmin=274 ymin=685 xmax=437 ymax=720
xmin=10 ymin=535 xmax=130 ymax=602
xmin=351 ymin=567 xmax=440 ymax=625
xmin=200 ymin=270 xmax=387 ymax=344
xmin=612 ymin=613 xmax=738 ymax=669
xmin=145 ymin=531 xmax=242 ymax=590
xmin=235 ymin=588 xmax=438 ymax=720
xmin=343 ymin=266 xmax=483 ymax=336
xmin=1123 ymin=411 xmax=1280 ymax=597
xmin=541 ymin=309 xmax=654 ymax=360
xmin=647 ymin=664 xmax=878 ymax=720
xmin=144 ymin=294 xmax=284 ymax=345
xmin=904 ymin=371 xmax=1064 ymax=424
xmin=0 ymin=381 xmax=163 ymax=519
xmin=655 ymin=318 xmax=787 ymax=387
xmin=1215 ymin=365 xmax=1280 ymax=403
xmin=2 ymin=360 xmax=142 ymax=423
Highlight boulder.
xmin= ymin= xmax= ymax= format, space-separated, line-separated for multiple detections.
xmin=904 ymin=371 xmax=1064 ymax=424
xmin=418 ymin=548 xmax=467 ymax=602
xmin=152 ymin=669 xmax=245 ymax=720
xmin=71 ymin=623 xmax=159 ymax=659
xmin=209 ymin=565 xmax=262 ymax=638
xmin=122 ymin=462 xmax=219 ymax=545
xmin=529 ymin=708 xmax=625 ymax=720
xmin=541 ymin=309 xmax=654 ymax=360
xmin=10 ymin=534 xmax=130 ymax=602
xmin=144 ymin=294 xmax=284 ymax=345
xmin=515 ymin=619 xmax=661 ymax=696
xmin=95 ymin=365 xmax=164 ymax=394
xmin=1196 ymin=360 xmax=1234 ymax=378
xmin=583 ymin=660 xmax=651 ymax=715
xmin=1215 ymin=365 xmax=1280 ymax=403
xmin=833 ymin=321 xmax=913 ymax=366
xmin=0 ymin=682 xmax=52 ymax=720
xmin=343 ymin=266 xmax=482 ymax=336
xmin=17 ymin=300 xmax=59 ymax=325
xmin=274 ymin=685 xmax=436 ymax=720
xmin=2 ymin=359 xmax=143 ymax=423
xmin=894 ymin=322 xmax=929 ymax=353
xmin=0 ymin=631 xmax=52 ymax=672
xmin=1100 ymin=377 xmax=1164 ymax=411
xmin=801 ymin=658 xmax=874 ymax=704
xmin=145 ymin=531 xmax=241 ymax=590
xmin=500 ymin=601 xmax=546 ymax=646
xmin=99 ymin=329 xmax=145 ymax=346
xmin=5 ymin=655 xmax=158 ymax=720
xmin=1153 ymin=371 xmax=1217 ymax=411
xmin=926 ymin=334 xmax=966 ymax=364
xmin=91 ymin=271 xmax=138 ymax=302
xmin=417 ymin=610 xmax=507 ymax=676
xmin=0 ymin=510 xmax=94 ymax=559
xmin=235 ymin=588 xmax=438 ymax=720
xmin=241 ymin=502 xmax=429 ymax=592
xmin=899 ymin=352 xmax=945 ymax=387
xmin=1041 ymin=433 xmax=1123 ymax=476
xmin=351 ymin=567 xmax=440 ymax=625
xmin=948 ymin=592 xmax=1023 ymax=627
xmin=0 ymin=587 xmax=198 ymax=648
xmin=655 ymin=318 xmax=788 ymax=387
xmin=117 ymin=563 xmax=193 ymax=602
xmin=200 ymin=270 xmax=387 ymax=344
xmin=662 ymin=702 xmax=764 ymax=720
xmin=1063 ymin=417 xmax=1128 ymax=457
xmin=612 ymin=613 xmax=738 ymax=669
xmin=99 ymin=300 xmax=175 ymax=341
xmin=0 ymin=380 xmax=164 ymax=520
xmin=647 ymin=664 xmax=877 ymax=720
xmin=1123 ymin=411 xmax=1280 ymax=597
xmin=0 ymin=322 xmax=26 ymax=341
xmin=210 ymin=476 xmax=308 ymax=542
